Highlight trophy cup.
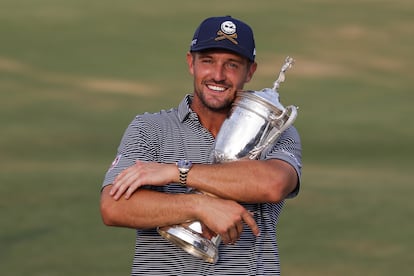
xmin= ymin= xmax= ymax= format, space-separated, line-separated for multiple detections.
xmin=158 ymin=57 xmax=298 ymax=263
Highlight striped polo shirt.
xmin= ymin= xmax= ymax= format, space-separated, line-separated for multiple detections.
xmin=102 ymin=94 xmax=302 ymax=276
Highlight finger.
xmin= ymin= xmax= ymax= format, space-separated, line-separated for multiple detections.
xmin=110 ymin=174 xmax=124 ymax=196
xmin=222 ymin=231 xmax=232 ymax=245
xmin=231 ymin=227 xmax=240 ymax=244
xmin=235 ymin=220 xmax=243 ymax=237
xmin=114 ymin=166 xmax=131 ymax=183
xmin=223 ymin=224 xmax=238 ymax=245
xmin=124 ymin=183 xmax=141 ymax=199
xmin=109 ymin=184 xmax=118 ymax=196
xmin=113 ymin=182 xmax=129 ymax=200
xmin=111 ymin=168 xmax=132 ymax=195
xmin=228 ymin=228 xmax=237 ymax=244
xmin=201 ymin=224 xmax=216 ymax=240
xmin=110 ymin=181 xmax=124 ymax=197
xmin=242 ymin=212 xmax=260 ymax=236
xmin=113 ymin=171 xmax=138 ymax=200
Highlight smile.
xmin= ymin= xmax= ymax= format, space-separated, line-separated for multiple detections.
xmin=207 ymin=84 xmax=226 ymax=92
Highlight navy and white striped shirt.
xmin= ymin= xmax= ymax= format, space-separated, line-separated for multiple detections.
xmin=102 ymin=94 xmax=302 ymax=276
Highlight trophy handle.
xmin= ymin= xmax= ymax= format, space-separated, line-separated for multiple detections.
xmin=268 ymin=105 xmax=297 ymax=142
xmin=248 ymin=105 xmax=297 ymax=159
xmin=278 ymin=105 xmax=297 ymax=133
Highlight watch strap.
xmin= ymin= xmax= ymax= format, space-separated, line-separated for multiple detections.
xmin=177 ymin=160 xmax=192 ymax=186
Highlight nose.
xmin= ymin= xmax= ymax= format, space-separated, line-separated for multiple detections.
xmin=212 ymin=63 xmax=226 ymax=82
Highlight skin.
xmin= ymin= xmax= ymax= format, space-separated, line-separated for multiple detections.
xmin=100 ymin=50 xmax=298 ymax=245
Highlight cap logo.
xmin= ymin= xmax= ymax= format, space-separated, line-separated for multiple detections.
xmin=215 ymin=20 xmax=238 ymax=45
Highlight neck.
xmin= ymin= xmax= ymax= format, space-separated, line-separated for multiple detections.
xmin=190 ymin=101 xmax=229 ymax=138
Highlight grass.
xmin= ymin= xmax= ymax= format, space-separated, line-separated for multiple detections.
xmin=1 ymin=0 xmax=413 ymax=275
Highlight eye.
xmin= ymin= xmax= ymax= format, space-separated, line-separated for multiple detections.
xmin=226 ymin=62 xmax=239 ymax=69
xmin=200 ymin=57 xmax=213 ymax=64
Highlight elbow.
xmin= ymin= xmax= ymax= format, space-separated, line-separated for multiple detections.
xmin=100 ymin=196 xmax=118 ymax=226
xmin=100 ymin=203 xmax=113 ymax=226
xmin=265 ymin=187 xmax=287 ymax=203
xmin=266 ymin=176 xmax=298 ymax=203
xmin=260 ymin=159 xmax=298 ymax=203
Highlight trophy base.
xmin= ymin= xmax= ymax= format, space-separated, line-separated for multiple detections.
xmin=158 ymin=223 xmax=219 ymax=264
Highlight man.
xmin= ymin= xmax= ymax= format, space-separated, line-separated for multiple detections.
xmin=100 ymin=15 xmax=302 ymax=275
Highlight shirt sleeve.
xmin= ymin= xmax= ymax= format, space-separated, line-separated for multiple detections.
xmin=101 ymin=116 xmax=158 ymax=189
xmin=261 ymin=126 xmax=302 ymax=198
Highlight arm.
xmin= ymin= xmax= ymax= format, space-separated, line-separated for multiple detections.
xmin=101 ymin=185 xmax=199 ymax=229
xmin=187 ymin=159 xmax=298 ymax=203
xmin=109 ymin=158 xmax=298 ymax=204
xmin=100 ymin=184 xmax=259 ymax=244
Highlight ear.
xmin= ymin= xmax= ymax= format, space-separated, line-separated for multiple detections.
xmin=245 ymin=62 xmax=257 ymax=83
xmin=186 ymin=52 xmax=194 ymax=75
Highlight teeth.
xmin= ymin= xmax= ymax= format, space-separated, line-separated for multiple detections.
xmin=207 ymin=85 xmax=225 ymax=92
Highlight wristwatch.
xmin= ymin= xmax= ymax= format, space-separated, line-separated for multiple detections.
xmin=176 ymin=160 xmax=193 ymax=186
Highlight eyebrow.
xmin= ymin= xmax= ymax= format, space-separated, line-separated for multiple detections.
xmin=196 ymin=52 xmax=246 ymax=64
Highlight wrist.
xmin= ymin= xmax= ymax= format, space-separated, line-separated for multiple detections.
xmin=176 ymin=160 xmax=193 ymax=186
xmin=190 ymin=192 xmax=207 ymax=220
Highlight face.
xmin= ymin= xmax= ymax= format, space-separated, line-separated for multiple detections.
xmin=187 ymin=50 xmax=257 ymax=113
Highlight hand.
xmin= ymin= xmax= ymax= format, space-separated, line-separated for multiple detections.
xmin=110 ymin=161 xmax=176 ymax=200
xmin=197 ymin=195 xmax=260 ymax=245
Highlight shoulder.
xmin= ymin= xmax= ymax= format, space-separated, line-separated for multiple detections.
xmin=129 ymin=107 xmax=180 ymax=128
xmin=280 ymin=126 xmax=301 ymax=142
xmin=265 ymin=126 xmax=302 ymax=173
xmin=139 ymin=107 xmax=179 ymax=121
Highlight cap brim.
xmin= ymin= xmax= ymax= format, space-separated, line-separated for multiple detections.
xmin=191 ymin=41 xmax=254 ymax=62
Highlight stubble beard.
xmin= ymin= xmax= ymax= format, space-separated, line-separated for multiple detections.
xmin=198 ymin=90 xmax=235 ymax=112
xmin=197 ymin=79 xmax=237 ymax=112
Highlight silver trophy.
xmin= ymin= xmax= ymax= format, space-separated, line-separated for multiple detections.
xmin=158 ymin=57 xmax=298 ymax=263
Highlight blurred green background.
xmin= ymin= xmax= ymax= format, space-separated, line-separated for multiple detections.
xmin=1 ymin=0 xmax=412 ymax=275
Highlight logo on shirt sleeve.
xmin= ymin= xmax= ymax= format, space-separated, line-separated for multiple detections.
xmin=109 ymin=154 xmax=122 ymax=171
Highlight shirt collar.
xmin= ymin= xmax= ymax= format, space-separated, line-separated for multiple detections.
xmin=178 ymin=94 xmax=197 ymax=123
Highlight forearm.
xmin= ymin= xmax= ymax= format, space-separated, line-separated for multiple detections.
xmin=101 ymin=185 xmax=260 ymax=242
xmin=186 ymin=159 xmax=298 ymax=203
xmin=100 ymin=185 xmax=201 ymax=229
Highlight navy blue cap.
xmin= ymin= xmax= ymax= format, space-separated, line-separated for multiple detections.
xmin=190 ymin=16 xmax=256 ymax=62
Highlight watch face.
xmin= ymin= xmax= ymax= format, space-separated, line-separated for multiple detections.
xmin=177 ymin=160 xmax=192 ymax=170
